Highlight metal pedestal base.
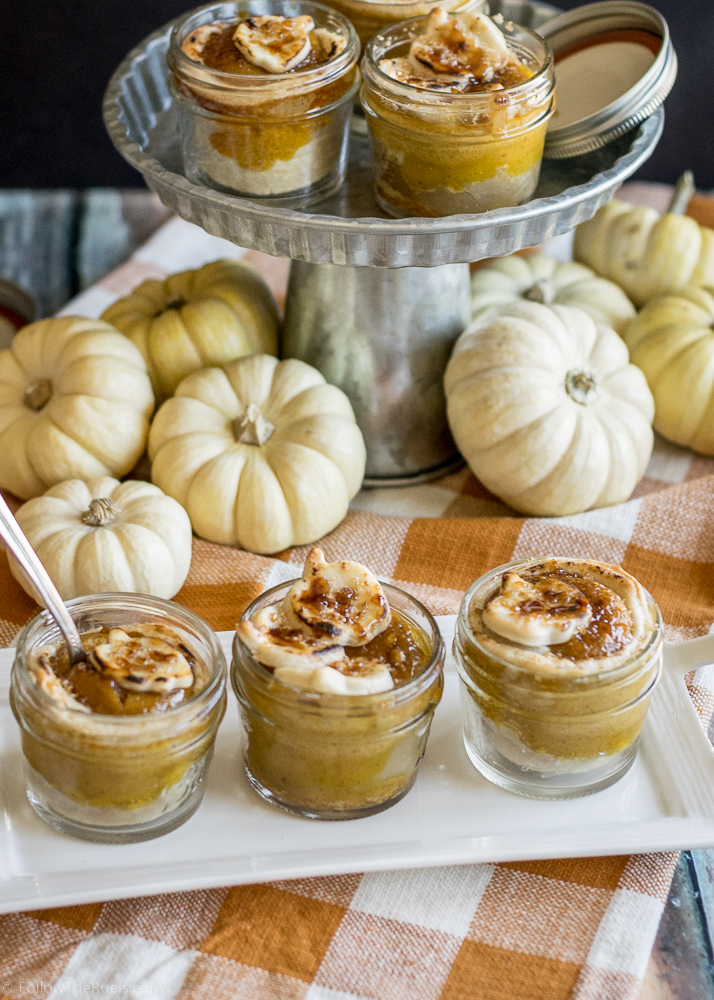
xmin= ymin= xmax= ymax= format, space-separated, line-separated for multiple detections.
xmin=283 ymin=260 xmax=471 ymax=484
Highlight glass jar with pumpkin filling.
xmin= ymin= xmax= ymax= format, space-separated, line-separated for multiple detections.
xmin=361 ymin=7 xmax=554 ymax=217
xmin=168 ymin=0 xmax=360 ymax=207
xmin=232 ymin=547 xmax=444 ymax=819
xmin=454 ymin=557 xmax=663 ymax=799
xmin=11 ymin=594 xmax=227 ymax=842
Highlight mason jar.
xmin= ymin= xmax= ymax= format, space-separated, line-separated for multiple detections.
xmin=361 ymin=16 xmax=555 ymax=217
xmin=324 ymin=0 xmax=483 ymax=48
xmin=453 ymin=558 xmax=663 ymax=799
xmin=168 ymin=0 xmax=360 ymax=207
xmin=11 ymin=594 xmax=227 ymax=843
xmin=232 ymin=580 xmax=444 ymax=819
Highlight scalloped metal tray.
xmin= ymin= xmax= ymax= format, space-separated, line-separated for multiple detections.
xmin=103 ymin=0 xmax=664 ymax=267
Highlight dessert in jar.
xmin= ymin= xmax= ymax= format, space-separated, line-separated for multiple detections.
xmin=11 ymin=594 xmax=227 ymax=842
xmin=361 ymin=7 xmax=555 ymax=217
xmin=323 ymin=0 xmax=483 ymax=48
xmin=454 ymin=557 xmax=663 ymax=799
xmin=168 ymin=1 xmax=360 ymax=207
xmin=232 ymin=547 xmax=444 ymax=819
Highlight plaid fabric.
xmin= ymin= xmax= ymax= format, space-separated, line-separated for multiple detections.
xmin=1 ymin=185 xmax=713 ymax=1000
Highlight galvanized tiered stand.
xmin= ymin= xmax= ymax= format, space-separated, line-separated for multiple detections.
xmin=104 ymin=0 xmax=664 ymax=486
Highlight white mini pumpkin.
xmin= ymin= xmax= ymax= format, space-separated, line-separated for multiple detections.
xmin=471 ymin=253 xmax=635 ymax=332
xmin=10 ymin=477 xmax=192 ymax=600
xmin=0 ymin=317 xmax=154 ymax=500
xmin=445 ymin=301 xmax=655 ymax=516
xmin=624 ymin=286 xmax=714 ymax=454
xmin=574 ymin=199 xmax=714 ymax=307
xmin=102 ymin=259 xmax=280 ymax=401
xmin=148 ymin=354 xmax=366 ymax=554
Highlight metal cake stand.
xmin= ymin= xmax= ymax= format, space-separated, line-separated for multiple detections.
xmin=103 ymin=0 xmax=664 ymax=484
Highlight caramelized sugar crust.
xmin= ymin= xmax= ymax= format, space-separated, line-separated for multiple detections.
xmin=520 ymin=570 xmax=633 ymax=660
xmin=36 ymin=627 xmax=206 ymax=716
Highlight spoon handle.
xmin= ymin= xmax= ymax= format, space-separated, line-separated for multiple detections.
xmin=0 ymin=493 xmax=85 ymax=663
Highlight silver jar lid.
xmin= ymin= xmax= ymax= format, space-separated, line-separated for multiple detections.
xmin=539 ymin=1 xmax=677 ymax=159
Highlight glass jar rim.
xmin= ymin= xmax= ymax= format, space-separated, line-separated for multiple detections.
xmin=363 ymin=12 xmax=553 ymax=102
xmin=457 ymin=555 xmax=664 ymax=683
xmin=233 ymin=578 xmax=444 ymax=708
xmin=168 ymin=0 xmax=360 ymax=91
xmin=13 ymin=592 xmax=227 ymax=724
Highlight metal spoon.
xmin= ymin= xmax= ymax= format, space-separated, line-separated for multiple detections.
xmin=0 ymin=493 xmax=85 ymax=663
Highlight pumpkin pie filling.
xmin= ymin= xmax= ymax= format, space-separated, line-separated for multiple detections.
xmin=361 ymin=7 xmax=554 ymax=217
xmin=169 ymin=4 xmax=359 ymax=201
xmin=233 ymin=547 xmax=444 ymax=818
xmin=455 ymin=558 xmax=663 ymax=781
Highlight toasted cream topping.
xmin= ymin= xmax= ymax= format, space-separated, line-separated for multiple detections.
xmin=89 ymin=628 xmax=194 ymax=693
xmin=239 ymin=547 xmax=396 ymax=694
xmin=30 ymin=654 xmax=91 ymax=712
xmin=288 ymin=547 xmax=391 ymax=645
xmin=470 ymin=558 xmax=656 ymax=676
xmin=483 ymin=571 xmax=593 ymax=647
xmin=181 ymin=22 xmax=225 ymax=62
xmin=275 ymin=657 xmax=394 ymax=694
xmin=380 ymin=7 xmax=510 ymax=91
xmin=233 ymin=14 xmax=314 ymax=73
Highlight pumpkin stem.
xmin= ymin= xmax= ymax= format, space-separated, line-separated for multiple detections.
xmin=565 ymin=370 xmax=598 ymax=405
xmin=82 ymin=497 xmax=119 ymax=527
xmin=234 ymin=404 xmax=275 ymax=447
xmin=24 ymin=379 xmax=53 ymax=411
xmin=667 ymin=171 xmax=695 ymax=216
xmin=523 ymin=279 xmax=554 ymax=305
xmin=163 ymin=294 xmax=186 ymax=311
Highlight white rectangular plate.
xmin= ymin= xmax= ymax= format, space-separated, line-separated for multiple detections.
xmin=3 ymin=616 xmax=714 ymax=914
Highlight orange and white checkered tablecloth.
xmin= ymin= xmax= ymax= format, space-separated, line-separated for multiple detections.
xmin=2 ymin=183 xmax=714 ymax=1000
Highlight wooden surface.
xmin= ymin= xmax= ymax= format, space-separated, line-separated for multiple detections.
xmin=2 ymin=188 xmax=714 ymax=1000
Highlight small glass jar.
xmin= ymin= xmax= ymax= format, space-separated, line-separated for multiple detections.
xmin=324 ymin=0 xmax=483 ymax=48
xmin=168 ymin=0 xmax=360 ymax=207
xmin=11 ymin=594 xmax=227 ymax=843
xmin=361 ymin=17 xmax=555 ymax=217
xmin=454 ymin=559 xmax=663 ymax=799
xmin=232 ymin=580 xmax=444 ymax=819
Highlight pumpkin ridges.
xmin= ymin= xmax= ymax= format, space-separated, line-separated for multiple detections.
xmin=638 ymin=215 xmax=702 ymax=303
xmin=102 ymin=260 xmax=280 ymax=401
xmin=234 ymin=448 xmax=294 ymax=554
xmin=649 ymin=337 xmax=714 ymax=445
xmin=152 ymin=432 xmax=231 ymax=508
xmin=45 ymin=395 xmax=150 ymax=471
xmin=512 ymin=408 xmax=610 ymax=516
xmin=468 ymin=403 xmax=579 ymax=498
xmin=107 ymin=522 xmax=178 ymax=595
xmin=447 ymin=370 xmax=561 ymax=449
xmin=271 ymin=414 xmax=366 ymax=498
xmin=179 ymin=297 xmax=250 ymax=366
xmin=265 ymin=358 xmax=325 ymax=419
xmin=35 ymin=526 xmax=87 ymax=600
xmin=276 ymin=383 xmax=356 ymax=425
xmin=75 ymin=528 xmax=137 ymax=595
xmin=265 ymin=441 xmax=348 ymax=545
xmin=223 ymin=354 xmax=278 ymax=412
xmin=0 ymin=416 xmax=45 ymax=498
xmin=25 ymin=416 xmax=109 ymax=492
xmin=691 ymin=229 xmax=714 ymax=287
xmin=148 ymin=308 xmax=203 ymax=400
xmin=187 ymin=449 xmax=249 ymax=546
xmin=629 ymin=322 xmax=708 ymax=383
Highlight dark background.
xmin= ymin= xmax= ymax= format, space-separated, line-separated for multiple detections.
xmin=0 ymin=0 xmax=711 ymax=189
